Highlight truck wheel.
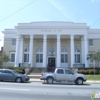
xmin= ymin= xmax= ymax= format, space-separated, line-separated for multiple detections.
xmin=75 ymin=78 xmax=83 ymax=85
xmin=47 ymin=77 xmax=54 ymax=84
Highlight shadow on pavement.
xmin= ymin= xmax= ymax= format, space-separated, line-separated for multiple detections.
xmin=42 ymin=82 xmax=91 ymax=86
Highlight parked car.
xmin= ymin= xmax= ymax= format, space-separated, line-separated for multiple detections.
xmin=0 ymin=69 xmax=30 ymax=83
xmin=40 ymin=68 xmax=87 ymax=85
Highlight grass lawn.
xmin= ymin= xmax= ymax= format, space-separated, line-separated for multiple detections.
xmin=86 ymin=75 xmax=100 ymax=80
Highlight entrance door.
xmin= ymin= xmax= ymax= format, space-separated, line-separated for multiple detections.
xmin=47 ymin=57 xmax=55 ymax=72
xmin=48 ymin=57 xmax=55 ymax=67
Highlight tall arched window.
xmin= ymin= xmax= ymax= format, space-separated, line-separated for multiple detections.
xmin=74 ymin=47 xmax=80 ymax=63
xmin=36 ymin=48 xmax=43 ymax=63
xmin=24 ymin=46 xmax=29 ymax=62
xmin=61 ymin=48 xmax=68 ymax=63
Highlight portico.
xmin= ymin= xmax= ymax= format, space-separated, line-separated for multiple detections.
xmin=3 ymin=21 xmax=97 ymax=69
xmin=14 ymin=34 xmax=88 ymax=68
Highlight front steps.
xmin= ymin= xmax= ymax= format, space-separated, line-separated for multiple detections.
xmin=30 ymin=68 xmax=47 ymax=73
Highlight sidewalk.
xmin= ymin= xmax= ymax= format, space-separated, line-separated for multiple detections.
xmin=29 ymin=78 xmax=100 ymax=84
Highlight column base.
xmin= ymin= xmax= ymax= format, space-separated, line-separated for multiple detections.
xmin=14 ymin=65 xmax=18 ymax=67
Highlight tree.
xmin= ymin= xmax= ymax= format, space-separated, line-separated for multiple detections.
xmin=89 ymin=50 xmax=100 ymax=67
xmin=0 ymin=52 xmax=10 ymax=67
xmin=89 ymin=50 xmax=100 ymax=73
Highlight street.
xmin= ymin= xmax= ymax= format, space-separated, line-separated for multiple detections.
xmin=0 ymin=81 xmax=100 ymax=100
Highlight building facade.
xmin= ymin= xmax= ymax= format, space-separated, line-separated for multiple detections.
xmin=2 ymin=21 xmax=100 ymax=69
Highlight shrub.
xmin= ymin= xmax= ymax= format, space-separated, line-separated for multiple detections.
xmin=0 ymin=66 xmax=25 ymax=74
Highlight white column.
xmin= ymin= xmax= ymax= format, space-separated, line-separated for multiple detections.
xmin=57 ymin=35 xmax=61 ymax=67
xmin=29 ymin=35 xmax=34 ymax=67
xmin=81 ymin=36 xmax=84 ymax=64
xmin=84 ymin=35 xmax=88 ymax=67
xmin=19 ymin=36 xmax=23 ymax=65
xmin=43 ymin=35 xmax=47 ymax=67
xmin=70 ymin=35 xmax=74 ymax=68
xmin=15 ymin=35 xmax=20 ymax=67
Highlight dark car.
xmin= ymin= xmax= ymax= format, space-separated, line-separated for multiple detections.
xmin=0 ymin=69 xmax=30 ymax=83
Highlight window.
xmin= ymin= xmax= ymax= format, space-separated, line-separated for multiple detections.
xmin=0 ymin=70 xmax=5 ymax=73
xmin=10 ymin=52 xmax=15 ymax=62
xmin=57 ymin=69 xmax=64 ymax=74
xmin=36 ymin=54 xmax=43 ymax=63
xmin=24 ymin=54 xmax=29 ymax=62
xmin=65 ymin=70 xmax=73 ymax=74
xmin=5 ymin=70 xmax=13 ymax=74
xmin=89 ymin=39 xmax=93 ymax=46
xmin=74 ymin=48 xmax=80 ymax=63
xmin=75 ymin=54 xmax=80 ymax=63
xmin=12 ymin=39 xmax=16 ymax=46
xmin=36 ymin=48 xmax=43 ymax=63
xmin=61 ymin=48 xmax=68 ymax=63
xmin=24 ymin=46 xmax=29 ymax=62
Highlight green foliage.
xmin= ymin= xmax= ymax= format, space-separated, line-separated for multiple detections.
xmin=87 ymin=75 xmax=100 ymax=80
xmin=0 ymin=52 xmax=10 ymax=67
xmin=0 ymin=66 xmax=25 ymax=74
xmin=89 ymin=50 xmax=100 ymax=67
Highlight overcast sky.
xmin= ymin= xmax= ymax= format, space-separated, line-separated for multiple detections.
xmin=0 ymin=0 xmax=100 ymax=49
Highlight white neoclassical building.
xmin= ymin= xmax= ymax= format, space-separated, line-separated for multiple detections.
xmin=2 ymin=21 xmax=100 ymax=69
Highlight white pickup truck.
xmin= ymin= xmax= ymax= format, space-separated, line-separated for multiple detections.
xmin=40 ymin=68 xmax=87 ymax=85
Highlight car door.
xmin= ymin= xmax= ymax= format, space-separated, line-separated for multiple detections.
xmin=65 ymin=70 xmax=75 ymax=81
xmin=4 ymin=70 xmax=15 ymax=81
xmin=55 ymin=69 xmax=66 ymax=81
xmin=0 ymin=70 xmax=5 ymax=81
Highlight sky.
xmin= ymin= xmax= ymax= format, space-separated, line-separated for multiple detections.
xmin=0 ymin=0 xmax=100 ymax=49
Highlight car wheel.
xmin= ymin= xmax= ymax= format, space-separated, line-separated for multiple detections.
xmin=76 ymin=78 xmax=83 ymax=85
xmin=47 ymin=77 xmax=54 ymax=84
xmin=15 ymin=77 xmax=22 ymax=83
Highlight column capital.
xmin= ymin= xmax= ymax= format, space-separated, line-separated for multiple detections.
xmin=70 ymin=35 xmax=74 ymax=39
xmin=43 ymin=34 xmax=47 ymax=42
xmin=30 ymin=35 xmax=34 ymax=40
xmin=83 ymin=35 xmax=87 ymax=40
xmin=57 ymin=34 xmax=61 ymax=42
xmin=16 ymin=34 xmax=21 ymax=39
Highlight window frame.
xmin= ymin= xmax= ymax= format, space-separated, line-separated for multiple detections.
xmin=10 ymin=52 xmax=15 ymax=63
xmin=89 ymin=39 xmax=93 ymax=46
xmin=74 ymin=48 xmax=80 ymax=64
xmin=36 ymin=53 xmax=43 ymax=63
xmin=36 ymin=48 xmax=43 ymax=63
xmin=12 ymin=39 xmax=16 ymax=46
xmin=61 ymin=48 xmax=68 ymax=63
xmin=24 ymin=53 xmax=29 ymax=62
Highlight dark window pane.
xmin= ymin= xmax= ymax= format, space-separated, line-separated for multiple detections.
xmin=24 ymin=54 xmax=29 ymax=62
xmin=65 ymin=70 xmax=73 ymax=74
xmin=11 ymin=54 xmax=15 ymax=62
xmin=57 ymin=69 xmax=64 ymax=74
xmin=36 ymin=54 xmax=39 ymax=62
xmin=65 ymin=54 xmax=68 ymax=63
xmin=61 ymin=54 xmax=64 ymax=63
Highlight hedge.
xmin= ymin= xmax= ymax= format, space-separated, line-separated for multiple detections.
xmin=78 ymin=68 xmax=100 ymax=75
xmin=0 ymin=66 xmax=25 ymax=74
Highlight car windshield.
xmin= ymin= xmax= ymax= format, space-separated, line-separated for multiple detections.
xmin=12 ymin=70 xmax=19 ymax=74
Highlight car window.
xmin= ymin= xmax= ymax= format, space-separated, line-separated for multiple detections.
xmin=65 ymin=70 xmax=73 ymax=74
xmin=57 ymin=69 xmax=64 ymax=74
xmin=5 ymin=70 xmax=13 ymax=74
xmin=0 ymin=70 xmax=5 ymax=73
